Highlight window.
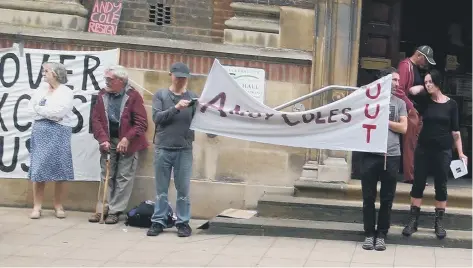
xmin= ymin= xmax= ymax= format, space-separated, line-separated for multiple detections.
xmin=149 ymin=3 xmax=171 ymax=26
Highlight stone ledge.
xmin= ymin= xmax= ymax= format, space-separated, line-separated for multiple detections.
xmin=0 ymin=24 xmax=312 ymax=65
xmin=231 ymin=2 xmax=280 ymax=17
xmin=0 ymin=177 xmax=294 ymax=219
xmin=205 ymin=217 xmax=473 ymax=249
xmin=225 ymin=17 xmax=279 ymax=34
xmin=0 ymin=8 xmax=87 ymax=31
xmin=257 ymin=194 xmax=472 ymax=231
xmin=294 ymin=179 xmax=473 ymax=208
xmin=0 ymin=0 xmax=88 ymax=17
xmin=225 ymin=3 xmax=280 ymax=34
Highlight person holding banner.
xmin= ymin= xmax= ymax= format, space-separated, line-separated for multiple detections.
xmin=28 ymin=62 xmax=75 ymax=219
xmin=402 ymin=70 xmax=466 ymax=239
xmin=89 ymin=65 xmax=148 ymax=224
xmin=361 ymin=67 xmax=407 ymax=251
xmin=147 ymin=62 xmax=198 ymax=237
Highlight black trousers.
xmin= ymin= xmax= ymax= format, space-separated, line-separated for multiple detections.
xmin=410 ymin=145 xmax=451 ymax=201
xmin=361 ymin=153 xmax=400 ymax=236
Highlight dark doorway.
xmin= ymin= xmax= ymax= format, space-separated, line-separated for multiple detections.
xmin=352 ymin=0 xmax=472 ymax=180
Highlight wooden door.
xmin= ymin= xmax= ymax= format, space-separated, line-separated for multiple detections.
xmin=352 ymin=0 xmax=401 ymax=180
xmin=357 ymin=0 xmax=401 ymax=86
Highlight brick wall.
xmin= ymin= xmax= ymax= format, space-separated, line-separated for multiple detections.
xmin=78 ymin=0 xmax=216 ymax=42
xmin=0 ymin=38 xmax=311 ymax=84
xmin=80 ymin=0 xmax=311 ymax=43
xmin=211 ymin=0 xmax=234 ymax=43
xmin=117 ymin=0 xmax=214 ymax=42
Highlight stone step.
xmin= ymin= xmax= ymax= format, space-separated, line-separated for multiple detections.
xmin=257 ymin=194 xmax=472 ymax=231
xmin=204 ymin=216 xmax=473 ymax=249
xmin=294 ymin=179 xmax=472 ymax=208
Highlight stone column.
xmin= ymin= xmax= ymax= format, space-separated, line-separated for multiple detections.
xmin=0 ymin=0 xmax=89 ymax=31
xmin=298 ymin=0 xmax=362 ymax=184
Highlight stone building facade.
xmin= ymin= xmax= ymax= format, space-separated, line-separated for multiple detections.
xmin=0 ymin=0 xmax=362 ymax=218
xmin=82 ymin=0 xmax=315 ymax=43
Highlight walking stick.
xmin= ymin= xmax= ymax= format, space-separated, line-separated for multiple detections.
xmin=95 ymin=154 xmax=106 ymax=214
xmin=99 ymin=153 xmax=111 ymax=224
xmin=95 ymin=176 xmax=103 ymax=213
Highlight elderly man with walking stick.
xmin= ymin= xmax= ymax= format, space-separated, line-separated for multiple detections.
xmin=89 ymin=65 xmax=148 ymax=224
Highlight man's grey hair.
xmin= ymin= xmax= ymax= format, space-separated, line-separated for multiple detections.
xmin=44 ymin=62 xmax=68 ymax=84
xmin=105 ymin=65 xmax=129 ymax=82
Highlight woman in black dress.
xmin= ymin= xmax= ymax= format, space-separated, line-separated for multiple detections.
xmin=402 ymin=69 xmax=467 ymax=239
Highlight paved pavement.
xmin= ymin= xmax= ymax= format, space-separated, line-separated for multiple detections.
xmin=0 ymin=207 xmax=471 ymax=267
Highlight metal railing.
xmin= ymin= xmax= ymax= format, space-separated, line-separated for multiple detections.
xmin=273 ymin=85 xmax=360 ymax=111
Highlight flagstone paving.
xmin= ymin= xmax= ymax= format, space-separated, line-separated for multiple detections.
xmin=0 ymin=207 xmax=471 ymax=267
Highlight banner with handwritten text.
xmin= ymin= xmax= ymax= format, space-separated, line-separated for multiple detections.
xmin=191 ymin=59 xmax=391 ymax=153
xmin=88 ymin=0 xmax=123 ymax=35
xmin=0 ymin=45 xmax=119 ymax=180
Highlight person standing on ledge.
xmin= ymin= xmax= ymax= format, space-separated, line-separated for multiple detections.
xmin=147 ymin=62 xmax=199 ymax=238
xmin=361 ymin=67 xmax=407 ymax=251
xmin=395 ymin=45 xmax=436 ymax=184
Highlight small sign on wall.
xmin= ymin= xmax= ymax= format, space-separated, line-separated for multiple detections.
xmin=222 ymin=65 xmax=266 ymax=104
xmin=88 ymin=0 xmax=123 ymax=35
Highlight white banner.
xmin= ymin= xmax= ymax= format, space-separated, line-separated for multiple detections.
xmin=191 ymin=59 xmax=391 ymax=153
xmin=0 ymin=46 xmax=119 ymax=181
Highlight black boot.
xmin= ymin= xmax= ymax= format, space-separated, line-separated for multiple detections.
xmin=402 ymin=206 xmax=420 ymax=236
xmin=434 ymin=208 xmax=447 ymax=239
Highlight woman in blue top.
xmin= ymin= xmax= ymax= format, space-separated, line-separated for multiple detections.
xmin=402 ymin=69 xmax=467 ymax=239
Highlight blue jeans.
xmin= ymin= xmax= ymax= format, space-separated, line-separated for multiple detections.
xmin=151 ymin=148 xmax=193 ymax=227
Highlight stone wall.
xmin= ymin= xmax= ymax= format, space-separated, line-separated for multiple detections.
xmin=0 ymin=0 xmax=89 ymax=31
xmin=211 ymin=0 xmax=234 ymax=42
xmin=0 ymin=0 xmax=314 ymax=44
xmin=118 ymin=0 xmax=209 ymax=42
xmin=223 ymin=3 xmax=314 ymax=51
xmin=0 ymin=28 xmax=312 ymax=218
xmin=96 ymin=0 xmax=234 ymax=43
xmin=82 ymin=0 xmax=312 ymax=44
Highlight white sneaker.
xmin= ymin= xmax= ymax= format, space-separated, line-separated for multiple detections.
xmin=375 ymin=237 xmax=386 ymax=251
xmin=362 ymin=236 xmax=374 ymax=250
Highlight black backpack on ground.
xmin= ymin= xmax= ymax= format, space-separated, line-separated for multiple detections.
xmin=125 ymin=200 xmax=175 ymax=228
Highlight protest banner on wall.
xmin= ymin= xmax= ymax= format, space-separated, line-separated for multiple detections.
xmin=0 ymin=45 xmax=119 ymax=181
xmin=191 ymin=59 xmax=391 ymax=153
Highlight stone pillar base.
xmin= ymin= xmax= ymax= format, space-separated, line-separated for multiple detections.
xmin=296 ymin=157 xmax=350 ymax=185
xmin=317 ymin=157 xmax=350 ymax=183
xmin=299 ymin=160 xmax=318 ymax=181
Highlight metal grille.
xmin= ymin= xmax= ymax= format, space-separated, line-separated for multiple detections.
xmin=149 ymin=3 xmax=171 ymax=26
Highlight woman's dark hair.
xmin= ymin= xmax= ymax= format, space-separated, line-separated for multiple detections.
xmin=377 ymin=67 xmax=398 ymax=79
xmin=426 ymin=69 xmax=443 ymax=88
